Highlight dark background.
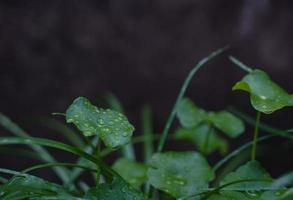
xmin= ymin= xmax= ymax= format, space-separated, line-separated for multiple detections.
xmin=0 ymin=0 xmax=292 ymax=180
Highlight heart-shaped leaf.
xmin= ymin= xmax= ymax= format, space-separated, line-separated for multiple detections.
xmin=112 ymin=158 xmax=148 ymax=187
xmin=84 ymin=177 xmax=147 ymax=200
xmin=66 ymin=97 xmax=135 ymax=148
xmin=176 ymin=98 xmax=206 ymax=128
xmin=147 ymin=151 xmax=214 ymax=198
xmin=175 ymin=125 xmax=228 ymax=155
xmin=208 ymin=111 xmax=245 ymax=138
xmin=220 ymin=161 xmax=273 ymax=190
xmin=232 ymin=69 xmax=293 ymax=114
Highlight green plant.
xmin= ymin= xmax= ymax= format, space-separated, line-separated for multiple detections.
xmin=0 ymin=48 xmax=292 ymax=200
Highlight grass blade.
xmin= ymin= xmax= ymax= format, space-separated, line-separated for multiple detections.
xmin=157 ymin=46 xmax=229 ymax=152
xmin=0 ymin=113 xmax=70 ymax=183
xmin=0 ymin=136 xmax=116 ymax=179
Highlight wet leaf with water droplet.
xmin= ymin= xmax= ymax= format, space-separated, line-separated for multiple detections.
xmin=84 ymin=177 xmax=147 ymax=200
xmin=65 ymin=97 xmax=135 ymax=149
xmin=147 ymin=151 xmax=214 ymax=198
xmin=112 ymin=158 xmax=148 ymax=188
xmin=232 ymin=69 xmax=293 ymax=114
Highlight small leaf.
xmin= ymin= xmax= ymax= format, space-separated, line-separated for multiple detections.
xmin=220 ymin=161 xmax=273 ymax=190
xmin=208 ymin=111 xmax=245 ymax=138
xmin=66 ymin=97 xmax=135 ymax=148
xmin=84 ymin=177 xmax=147 ymax=200
xmin=176 ymin=98 xmax=206 ymax=128
xmin=232 ymin=69 xmax=293 ymax=114
xmin=175 ymin=125 xmax=228 ymax=155
xmin=147 ymin=151 xmax=214 ymax=198
xmin=112 ymin=158 xmax=148 ymax=187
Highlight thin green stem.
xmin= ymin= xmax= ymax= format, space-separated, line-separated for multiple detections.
xmin=251 ymin=111 xmax=261 ymax=161
xmin=228 ymin=107 xmax=293 ymax=139
xmin=157 ymin=46 xmax=229 ymax=152
xmin=202 ymin=124 xmax=212 ymax=155
xmin=229 ymin=56 xmax=253 ymax=73
xmin=142 ymin=105 xmax=154 ymax=162
xmin=142 ymin=105 xmax=154 ymax=195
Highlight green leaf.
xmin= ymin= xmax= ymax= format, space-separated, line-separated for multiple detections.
xmin=84 ymin=177 xmax=147 ymax=200
xmin=175 ymin=125 xmax=228 ymax=155
xmin=0 ymin=174 xmax=72 ymax=199
xmin=207 ymin=191 xmax=282 ymax=200
xmin=208 ymin=111 xmax=245 ymax=138
xmin=112 ymin=158 xmax=148 ymax=187
xmin=176 ymin=98 xmax=206 ymax=128
xmin=232 ymin=69 xmax=293 ymax=114
xmin=66 ymin=97 xmax=135 ymax=149
xmin=207 ymin=191 xmax=251 ymax=200
xmin=220 ymin=161 xmax=273 ymax=190
xmin=147 ymin=151 xmax=214 ymax=198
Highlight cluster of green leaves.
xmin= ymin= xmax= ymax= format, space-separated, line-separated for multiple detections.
xmin=0 ymin=49 xmax=292 ymax=200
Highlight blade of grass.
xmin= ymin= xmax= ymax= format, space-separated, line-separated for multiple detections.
xmin=157 ymin=46 xmax=229 ymax=152
xmin=105 ymin=93 xmax=136 ymax=160
xmin=0 ymin=147 xmax=41 ymax=161
xmin=0 ymin=136 xmax=116 ymax=179
xmin=38 ymin=117 xmax=85 ymax=148
xmin=0 ymin=113 xmax=70 ymax=183
xmin=229 ymin=56 xmax=253 ymax=73
xmin=67 ymin=136 xmax=99 ymax=185
xmin=22 ymin=162 xmax=97 ymax=174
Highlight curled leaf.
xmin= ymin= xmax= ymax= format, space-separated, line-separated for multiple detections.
xmin=233 ymin=69 xmax=293 ymax=114
xmin=66 ymin=97 xmax=135 ymax=149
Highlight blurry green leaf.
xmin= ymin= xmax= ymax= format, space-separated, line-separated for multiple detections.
xmin=66 ymin=97 xmax=135 ymax=149
xmin=207 ymin=191 xmax=251 ymax=200
xmin=207 ymin=191 xmax=282 ymax=200
xmin=232 ymin=69 xmax=293 ymax=114
xmin=147 ymin=151 xmax=214 ymax=198
xmin=220 ymin=161 xmax=273 ymax=190
xmin=84 ymin=177 xmax=147 ymax=200
xmin=176 ymin=98 xmax=206 ymax=128
xmin=0 ymin=175 xmax=72 ymax=199
xmin=281 ymin=187 xmax=293 ymax=200
xmin=175 ymin=125 xmax=228 ymax=155
xmin=208 ymin=111 xmax=245 ymax=138
xmin=112 ymin=158 xmax=148 ymax=187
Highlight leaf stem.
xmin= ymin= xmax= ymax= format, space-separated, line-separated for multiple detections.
xmin=251 ymin=111 xmax=261 ymax=161
xmin=156 ymin=46 xmax=229 ymax=152
xmin=229 ymin=56 xmax=253 ymax=73
xmin=203 ymin=124 xmax=212 ymax=155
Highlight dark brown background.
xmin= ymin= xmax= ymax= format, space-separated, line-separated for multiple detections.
xmin=0 ymin=0 xmax=292 ymax=180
